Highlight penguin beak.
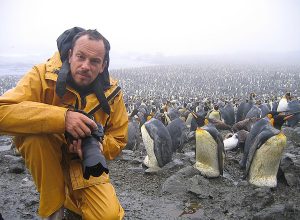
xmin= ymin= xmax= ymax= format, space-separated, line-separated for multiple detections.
xmin=191 ymin=112 xmax=198 ymax=119
xmin=204 ymin=118 xmax=209 ymax=125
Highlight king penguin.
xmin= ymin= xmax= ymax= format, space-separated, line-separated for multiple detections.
xmin=286 ymin=100 xmax=300 ymax=127
xmin=194 ymin=115 xmax=225 ymax=178
xmin=236 ymin=93 xmax=256 ymax=122
xmin=241 ymin=112 xmax=290 ymax=187
xmin=141 ymin=118 xmax=173 ymax=168
xmin=277 ymin=92 xmax=291 ymax=112
xmin=166 ymin=118 xmax=189 ymax=152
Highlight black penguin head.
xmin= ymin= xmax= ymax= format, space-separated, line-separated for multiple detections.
xmin=285 ymin=92 xmax=291 ymax=100
xmin=192 ymin=112 xmax=206 ymax=127
xmin=250 ymin=93 xmax=256 ymax=99
xmin=268 ymin=111 xmax=293 ymax=130
xmin=213 ymin=104 xmax=219 ymax=110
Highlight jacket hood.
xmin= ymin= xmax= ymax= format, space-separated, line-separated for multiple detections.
xmin=53 ymin=27 xmax=112 ymax=115
xmin=55 ymin=27 xmax=111 ymax=98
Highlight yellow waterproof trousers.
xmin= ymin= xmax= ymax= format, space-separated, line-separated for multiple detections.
xmin=15 ymin=134 xmax=124 ymax=219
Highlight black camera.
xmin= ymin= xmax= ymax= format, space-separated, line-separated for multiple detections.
xmin=66 ymin=110 xmax=109 ymax=180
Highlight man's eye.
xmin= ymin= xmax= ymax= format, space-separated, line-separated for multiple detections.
xmin=76 ymin=54 xmax=84 ymax=60
xmin=91 ymin=60 xmax=101 ymax=65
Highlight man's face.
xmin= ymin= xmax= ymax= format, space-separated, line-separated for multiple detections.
xmin=69 ymin=35 xmax=106 ymax=87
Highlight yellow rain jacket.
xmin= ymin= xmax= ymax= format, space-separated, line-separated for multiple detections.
xmin=0 ymin=52 xmax=128 ymax=219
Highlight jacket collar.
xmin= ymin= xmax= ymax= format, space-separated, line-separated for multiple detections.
xmin=44 ymin=52 xmax=61 ymax=81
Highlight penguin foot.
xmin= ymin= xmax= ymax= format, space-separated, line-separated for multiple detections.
xmin=249 ymin=175 xmax=277 ymax=188
xmin=194 ymin=163 xmax=220 ymax=178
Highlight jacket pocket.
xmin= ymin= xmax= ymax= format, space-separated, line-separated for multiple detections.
xmin=69 ymin=159 xmax=110 ymax=190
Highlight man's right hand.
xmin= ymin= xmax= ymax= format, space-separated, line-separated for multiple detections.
xmin=65 ymin=110 xmax=98 ymax=139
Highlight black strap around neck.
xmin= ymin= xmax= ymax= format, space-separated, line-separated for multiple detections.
xmin=88 ymin=86 xmax=121 ymax=115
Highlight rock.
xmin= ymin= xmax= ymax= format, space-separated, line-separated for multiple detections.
xmin=22 ymin=177 xmax=29 ymax=182
xmin=253 ymin=203 xmax=300 ymax=220
xmin=280 ymin=154 xmax=300 ymax=186
xmin=222 ymin=170 xmax=235 ymax=183
xmin=189 ymin=157 xmax=196 ymax=165
xmin=20 ymin=212 xmax=36 ymax=219
xmin=119 ymin=155 xmax=134 ymax=162
xmin=188 ymin=187 xmax=211 ymax=199
xmin=282 ymin=127 xmax=300 ymax=147
xmin=8 ymin=164 xmax=25 ymax=174
xmin=188 ymin=175 xmax=212 ymax=199
xmin=190 ymin=174 xmax=210 ymax=185
xmin=25 ymin=199 xmax=38 ymax=207
xmin=179 ymin=202 xmax=207 ymax=220
xmin=161 ymin=166 xmax=200 ymax=194
xmin=4 ymin=154 xmax=23 ymax=162
xmin=116 ymin=150 xmax=135 ymax=161
xmin=0 ymin=136 xmax=12 ymax=145
xmin=112 ymin=180 xmax=122 ymax=187
xmin=122 ymin=150 xmax=134 ymax=155
xmin=145 ymin=167 xmax=162 ymax=174
xmin=184 ymin=151 xmax=195 ymax=158
xmin=242 ymin=187 xmax=274 ymax=211
xmin=162 ymin=159 xmax=184 ymax=170
xmin=283 ymin=153 xmax=297 ymax=161
xmin=183 ymin=151 xmax=196 ymax=165
xmin=237 ymin=180 xmax=249 ymax=186
xmin=64 ymin=209 xmax=82 ymax=220
xmin=253 ymin=187 xmax=272 ymax=197
xmin=0 ymin=143 xmax=12 ymax=152
xmin=284 ymin=173 xmax=299 ymax=186
xmin=128 ymin=166 xmax=145 ymax=173
xmin=21 ymin=177 xmax=35 ymax=188
xmin=129 ymin=158 xmax=144 ymax=165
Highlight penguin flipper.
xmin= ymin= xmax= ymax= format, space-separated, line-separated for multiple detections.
xmin=215 ymin=133 xmax=225 ymax=175
xmin=204 ymin=125 xmax=224 ymax=175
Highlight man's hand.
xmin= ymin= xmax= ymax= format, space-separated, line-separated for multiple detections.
xmin=69 ymin=139 xmax=83 ymax=159
xmin=68 ymin=139 xmax=103 ymax=160
xmin=65 ymin=110 xmax=98 ymax=139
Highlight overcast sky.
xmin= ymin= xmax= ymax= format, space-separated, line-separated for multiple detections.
xmin=1 ymin=0 xmax=300 ymax=65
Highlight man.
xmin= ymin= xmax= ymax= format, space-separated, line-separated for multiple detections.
xmin=0 ymin=27 xmax=128 ymax=219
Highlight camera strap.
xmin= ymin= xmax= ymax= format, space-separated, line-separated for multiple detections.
xmin=88 ymin=85 xmax=121 ymax=116
xmin=88 ymin=86 xmax=121 ymax=133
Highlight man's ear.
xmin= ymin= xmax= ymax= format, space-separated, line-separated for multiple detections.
xmin=100 ymin=60 xmax=107 ymax=73
xmin=68 ymin=49 xmax=72 ymax=63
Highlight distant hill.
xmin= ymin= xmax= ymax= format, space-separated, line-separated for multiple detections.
xmin=1 ymin=51 xmax=299 ymax=75
xmin=131 ymin=51 xmax=300 ymax=66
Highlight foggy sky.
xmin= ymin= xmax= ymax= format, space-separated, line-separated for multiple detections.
xmin=1 ymin=0 xmax=300 ymax=67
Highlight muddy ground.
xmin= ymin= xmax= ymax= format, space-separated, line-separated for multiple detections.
xmin=0 ymin=131 xmax=300 ymax=220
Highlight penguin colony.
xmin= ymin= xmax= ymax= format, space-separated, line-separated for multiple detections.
xmin=127 ymin=87 xmax=299 ymax=188
xmin=1 ymin=65 xmax=300 ymax=188
xmin=112 ymin=64 xmax=300 ymax=188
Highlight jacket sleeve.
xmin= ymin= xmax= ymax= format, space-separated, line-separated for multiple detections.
xmin=0 ymin=65 xmax=67 ymax=135
xmin=102 ymin=91 xmax=128 ymax=160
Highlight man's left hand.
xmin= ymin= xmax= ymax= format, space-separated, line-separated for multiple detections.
xmin=68 ymin=139 xmax=103 ymax=160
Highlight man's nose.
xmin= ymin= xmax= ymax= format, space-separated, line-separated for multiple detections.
xmin=81 ymin=60 xmax=91 ymax=70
